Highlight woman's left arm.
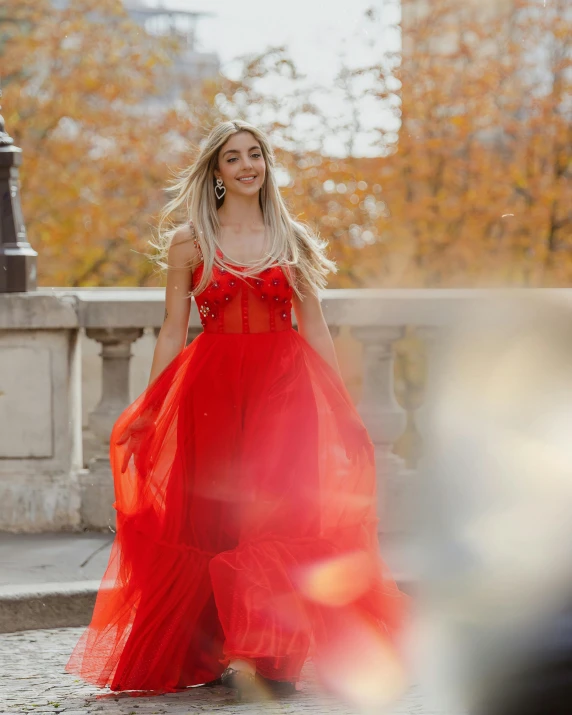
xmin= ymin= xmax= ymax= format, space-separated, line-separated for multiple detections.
xmin=292 ymin=272 xmax=342 ymax=378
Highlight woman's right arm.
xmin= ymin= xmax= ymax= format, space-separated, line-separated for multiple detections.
xmin=147 ymin=224 xmax=200 ymax=386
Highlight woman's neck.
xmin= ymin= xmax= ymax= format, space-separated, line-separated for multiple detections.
xmin=217 ymin=193 xmax=264 ymax=229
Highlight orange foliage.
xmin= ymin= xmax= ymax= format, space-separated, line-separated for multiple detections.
xmin=2 ymin=0 xmax=570 ymax=288
xmin=381 ymin=0 xmax=572 ymax=286
xmin=277 ymin=0 xmax=570 ymax=288
xmin=2 ymin=0 xmax=206 ymax=286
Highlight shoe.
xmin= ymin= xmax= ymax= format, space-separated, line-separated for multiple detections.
xmin=200 ymin=676 xmax=222 ymax=687
xmin=220 ymin=666 xmax=258 ymax=700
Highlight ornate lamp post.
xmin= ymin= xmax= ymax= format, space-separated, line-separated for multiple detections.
xmin=0 ymin=112 xmax=37 ymax=292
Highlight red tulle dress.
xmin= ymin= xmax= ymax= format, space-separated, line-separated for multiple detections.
xmin=65 ymin=243 xmax=406 ymax=697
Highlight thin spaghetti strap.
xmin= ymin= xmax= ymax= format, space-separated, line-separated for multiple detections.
xmin=189 ymin=221 xmax=203 ymax=261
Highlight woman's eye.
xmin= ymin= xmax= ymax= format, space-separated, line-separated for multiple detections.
xmin=228 ymin=154 xmax=261 ymax=162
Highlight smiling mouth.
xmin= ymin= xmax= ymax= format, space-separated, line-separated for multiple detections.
xmin=237 ymin=176 xmax=257 ymax=183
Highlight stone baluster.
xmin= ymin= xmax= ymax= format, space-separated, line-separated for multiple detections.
xmin=82 ymin=327 xmax=144 ymax=530
xmin=413 ymin=326 xmax=442 ymax=441
xmin=351 ymin=326 xmax=410 ymax=534
xmin=410 ymin=325 xmax=445 ymax=578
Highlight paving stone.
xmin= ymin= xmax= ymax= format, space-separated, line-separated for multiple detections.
xmin=0 ymin=627 xmax=461 ymax=714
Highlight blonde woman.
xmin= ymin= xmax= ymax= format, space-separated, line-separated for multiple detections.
xmin=66 ymin=120 xmax=405 ymax=704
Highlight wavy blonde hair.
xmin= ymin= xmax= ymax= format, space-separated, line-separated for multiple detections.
xmin=149 ymin=119 xmax=337 ymax=299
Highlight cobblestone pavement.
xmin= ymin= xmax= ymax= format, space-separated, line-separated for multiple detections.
xmin=0 ymin=628 xmax=457 ymax=715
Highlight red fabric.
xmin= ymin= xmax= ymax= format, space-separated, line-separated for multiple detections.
xmin=65 ymin=252 xmax=406 ymax=696
xmin=193 ymin=249 xmax=293 ymax=333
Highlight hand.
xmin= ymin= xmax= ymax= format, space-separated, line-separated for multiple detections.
xmin=116 ymin=413 xmax=156 ymax=474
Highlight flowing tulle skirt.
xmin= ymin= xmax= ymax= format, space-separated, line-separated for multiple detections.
xmin=65 ymin=328 xmax=405 ymax=696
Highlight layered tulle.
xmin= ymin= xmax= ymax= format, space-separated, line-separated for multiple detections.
xmin=65 ymin=328 xmax=406 ymax=695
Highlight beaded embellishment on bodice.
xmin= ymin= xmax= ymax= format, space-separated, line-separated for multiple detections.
xmin=191 ymin=239 xmax=293 ymax=334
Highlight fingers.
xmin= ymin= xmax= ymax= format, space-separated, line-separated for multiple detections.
xmin=119 ymin=434 xmax=148 ymax=474
xmin=116 ymin=423 xmax=146 ymax=446
xmin=120 ymin=445 xmax=132 ymax=474
xmin=116 ymin=418 xmax=156 ymax=474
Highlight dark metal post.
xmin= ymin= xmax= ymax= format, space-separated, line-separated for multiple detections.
xmin=0 ymin=113 xmax=37 ymax=292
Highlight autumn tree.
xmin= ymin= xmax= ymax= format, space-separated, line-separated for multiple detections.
xmin=1 ymin=0 xmax=205 ymax=286
xmin=3 ymin=0 xmax=569 ymax=290
xmin=215 ymin=1 xmax=571 ymax=289
xmin=1 ymin=2 xmax=335 ymax=287
xmin=371 ymin=0 xmax=572 ymax=287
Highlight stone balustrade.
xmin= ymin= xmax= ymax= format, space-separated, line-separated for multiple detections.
xmin=3 ymin=287 xmax=569 ymax=533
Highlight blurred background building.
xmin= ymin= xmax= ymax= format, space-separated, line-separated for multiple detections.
xmin=52 ymin=0 xmax=221 ymax=101
xmin=124 ymin=1 xmax=220 ymax=86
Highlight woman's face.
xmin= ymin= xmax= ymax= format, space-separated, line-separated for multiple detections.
xmin=214 ymin=131 xmax=266 ymax=198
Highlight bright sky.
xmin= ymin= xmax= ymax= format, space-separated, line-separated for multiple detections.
xmin=195 ymin=0 xmax=396 ymax=80
xmin=146 ymin=0 xmax=402 ymax=155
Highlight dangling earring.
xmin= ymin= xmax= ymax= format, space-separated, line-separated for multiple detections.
xmin=215 ymin=177 xmax=226 ymax=200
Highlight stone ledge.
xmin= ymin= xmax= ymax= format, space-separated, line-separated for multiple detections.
xmin=5 ymin=287 xmax=572 ymax=332
xmin=0 ymin=291 xmax=79 ymax=330
xmin=0 ymin=580 xmax=101 ymax=633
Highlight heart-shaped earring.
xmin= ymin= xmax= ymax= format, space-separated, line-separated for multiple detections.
xmin=215 ymin=177 xmax=226 ymax=200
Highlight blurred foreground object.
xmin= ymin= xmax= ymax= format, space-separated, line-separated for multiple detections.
xmin=415 ymin=292 xmax=572 ymax=715
xmin=0 ymin=113 xmax=37 ymax=292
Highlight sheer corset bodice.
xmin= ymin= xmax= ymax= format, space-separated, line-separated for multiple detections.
xmin=191 ymin=246 xmax=294 ymax=334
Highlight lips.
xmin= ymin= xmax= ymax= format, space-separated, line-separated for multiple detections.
xmin=237 ymin=175 xmax=257 ymax=183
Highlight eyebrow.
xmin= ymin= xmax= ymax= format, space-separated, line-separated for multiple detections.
xmin=222 ymin=145 xmax=261 ymax=157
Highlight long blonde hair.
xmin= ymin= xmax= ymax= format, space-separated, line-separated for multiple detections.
xmin=149 ymin=119 xmax=337 ymax=299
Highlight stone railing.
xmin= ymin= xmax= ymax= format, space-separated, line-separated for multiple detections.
xmin=4 ymin=287 xmax=560 ymax=534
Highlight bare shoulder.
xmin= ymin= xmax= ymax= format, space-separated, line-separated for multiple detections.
xmin=291 ymin=266 xmax=316 ymax=298
xmin=168 ymin=223 xmax=201 ymax=267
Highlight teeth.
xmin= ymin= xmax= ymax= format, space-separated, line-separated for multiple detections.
xmin=239 ymin=177 xmax=255 ymax=182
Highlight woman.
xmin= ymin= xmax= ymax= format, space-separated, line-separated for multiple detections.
xmin=65 ymin=120 xmax=406 ymax=704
